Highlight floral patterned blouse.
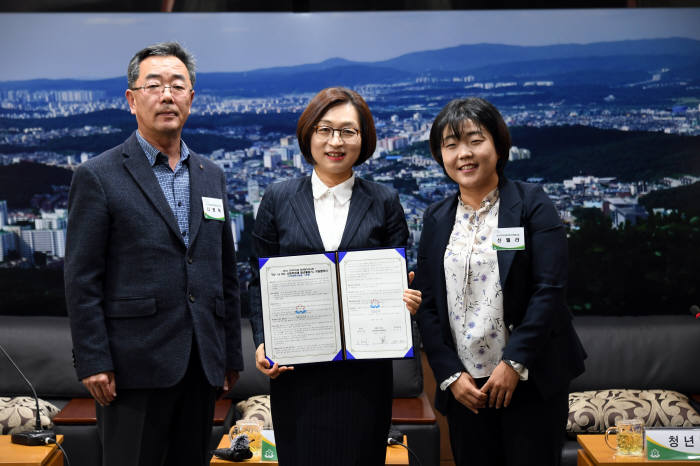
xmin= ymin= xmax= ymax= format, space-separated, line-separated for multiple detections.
xmin=443 ymin=188 xmax=506 ymax=379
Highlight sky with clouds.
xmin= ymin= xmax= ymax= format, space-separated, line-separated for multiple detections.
xmin=1 ymin=8 xmax=699 ymax=81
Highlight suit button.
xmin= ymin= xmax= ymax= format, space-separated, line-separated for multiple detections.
xmin=189 ymin=294 xmax=195 ymax=303
xmin=187 ymin=257 xmax=193 ymax=264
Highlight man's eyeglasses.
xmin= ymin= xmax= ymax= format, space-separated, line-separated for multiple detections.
xmin=130 ymin=83 xmax=192 ymax=97
xmin=314 ymin=125 xmax=360 ymax=142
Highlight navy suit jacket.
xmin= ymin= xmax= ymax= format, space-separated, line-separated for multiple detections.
xmin=249 ymin=175 xmax=409 ymax=346
xmin=414 ymin=177 xmax=586 ymax=414
xmin=64 ymin=131 xmax=243 ymax=389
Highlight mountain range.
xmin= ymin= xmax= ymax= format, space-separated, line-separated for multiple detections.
xmin=1 ymin=38 xmax=698 ymax=97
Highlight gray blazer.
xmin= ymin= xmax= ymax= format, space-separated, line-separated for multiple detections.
xmin=248 ymin=175 xmax=409 ymax=346
xmin=64 ymin=131 xmax=243 ymax=389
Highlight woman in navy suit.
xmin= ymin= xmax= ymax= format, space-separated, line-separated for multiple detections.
xmin=249 ymin=87 xmax=421 ymax=466
xmin=414 ymin=97 xmax=586 ymax=466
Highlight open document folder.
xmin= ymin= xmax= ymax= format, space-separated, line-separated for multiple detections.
xmin=259 ymin=247 xmax=414 ymax=366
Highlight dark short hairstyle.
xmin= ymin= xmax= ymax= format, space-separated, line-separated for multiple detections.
xmin=127 ymin=42 xmax=196 ymax=89
xmin=296 ymin=87 xmax=377 ymax=166
xmin=429 ymin=97 xmax=511 ymax=177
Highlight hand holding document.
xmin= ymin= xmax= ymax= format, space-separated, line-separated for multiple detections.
xmin=258 ymin=248 xmax=414 ymax=366
xmin=403 ymin=271 xmax=422 ymax=315
xmin=255 ymin=343 xmax=293 ymax=379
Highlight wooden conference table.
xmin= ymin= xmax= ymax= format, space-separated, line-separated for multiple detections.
xmin=0 ymin=435 xmax=64 ymax=466
xmin=210 ymin=434 xmax=409 ymax=465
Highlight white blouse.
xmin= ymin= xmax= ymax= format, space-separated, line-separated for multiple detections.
xmin=443 ymin=189 xmax=506 ymax=380
xmin=311 ymin=169 xmax=355 ymax=252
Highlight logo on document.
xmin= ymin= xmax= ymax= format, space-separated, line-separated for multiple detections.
xmin=295 ymin=305 xmax=307 ymax=315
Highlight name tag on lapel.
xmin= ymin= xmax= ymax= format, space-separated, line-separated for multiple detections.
xmin=493 ymin=227 xmax=525 ymax=250
xmin=202 ymin=197 xmax=225 ymax=221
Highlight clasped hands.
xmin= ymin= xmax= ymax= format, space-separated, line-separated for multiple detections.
xmin=449 ymin=361 xmax=520 ymax=414
xmin=255 ymin=272 xmax=422 ymax=378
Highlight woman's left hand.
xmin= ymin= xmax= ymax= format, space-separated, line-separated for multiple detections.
xmin=403 ymin=271 xmax=422 ymax=315
xmin=481 ymin=361 xmax=520 ymax=409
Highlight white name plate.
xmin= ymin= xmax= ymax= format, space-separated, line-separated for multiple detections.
xmin=646 ymin=427 xmax=700 ymax=461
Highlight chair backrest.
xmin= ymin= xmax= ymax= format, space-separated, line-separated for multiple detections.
xmin=0 ymin=315 xmax=424 ymax=401
xmin=0 ymin=316 xmax=88 ymax=398
xmin=569 ymin=315 xmax=700 ymax=393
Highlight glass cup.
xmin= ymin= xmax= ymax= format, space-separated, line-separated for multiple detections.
xmin=605 ymin=418 xmax=644 ymax=456
xmin=229 ymin=419 xmax=263 ymax=460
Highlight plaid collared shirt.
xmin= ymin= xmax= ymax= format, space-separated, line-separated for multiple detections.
xmin=135 ymin=131 xmax=191 ymax=247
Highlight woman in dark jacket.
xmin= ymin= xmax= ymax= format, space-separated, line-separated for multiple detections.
xmin=249 ymin=87 xmax=421 ymax=466
xmin=414 ymin=97 xmax=586 ymax=466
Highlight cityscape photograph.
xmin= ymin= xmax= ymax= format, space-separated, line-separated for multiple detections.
xmin=0 ymin=9 xmax=699 ymax=317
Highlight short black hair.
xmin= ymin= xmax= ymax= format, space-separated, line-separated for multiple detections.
xmin=429 ymin=97 xmax=511 ymax=177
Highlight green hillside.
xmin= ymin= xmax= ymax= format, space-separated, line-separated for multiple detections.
xmin=506 ymin=125 xmax=700 ymax=182
xmin=639 ymin=181 xmax=700 ymax=217
xmin=0 ymin=161 xmax=73 ymax=209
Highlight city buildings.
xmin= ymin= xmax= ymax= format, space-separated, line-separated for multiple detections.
xmin=1 ymin=63 xmax=698 ymax=273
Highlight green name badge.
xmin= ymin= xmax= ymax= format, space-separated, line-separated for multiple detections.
xmin=492 ymin=227 xmax=525 ymax=251
xmin=646 ymin=427 xmax=700 ymax=460
xmin=261 ymin=430 xmax=277 ymax=462
xmin=202 ymin=196 xmax=225 ymax=221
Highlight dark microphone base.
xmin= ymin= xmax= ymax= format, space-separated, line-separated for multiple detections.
xmin=11 ymin=429 xmax=56 ymax=446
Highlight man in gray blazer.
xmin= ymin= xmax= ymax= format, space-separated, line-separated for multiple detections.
xmin=64 ymin=42 xmax=242 ymax=466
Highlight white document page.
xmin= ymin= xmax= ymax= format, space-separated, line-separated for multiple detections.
xmin=338 ymin=248 xmax=413 ymax=360
xmin=259 ymin=253 xmax=342 ymax=365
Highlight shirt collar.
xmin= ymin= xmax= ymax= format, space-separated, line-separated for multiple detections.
xmin=458 ymin=187 xmax=500 ymax=213
xmin=311 ymin=169 xmax=355 ymax=205
xmin=136 ymin=130 xmax=190 ymax=167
